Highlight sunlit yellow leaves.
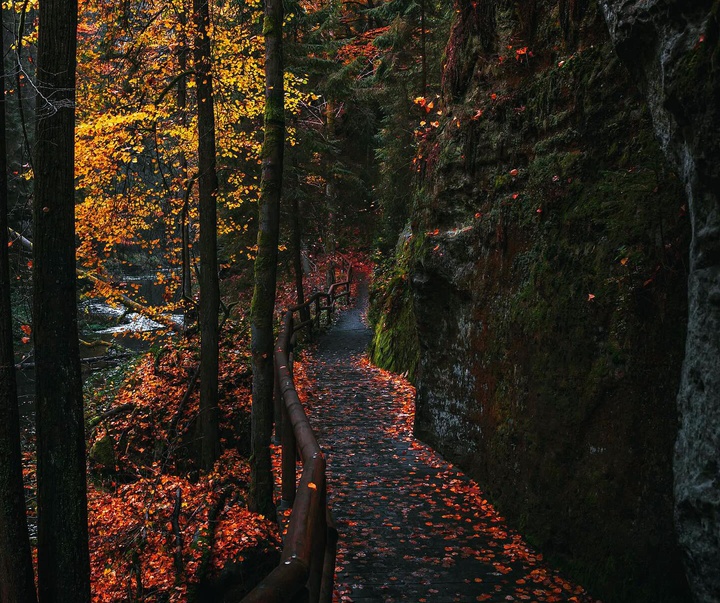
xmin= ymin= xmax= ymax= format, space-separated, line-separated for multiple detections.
xmin=2 ymin=0 xmax=38 ymax=10
xmin=70 ymin=0 xmax=313 ymax=309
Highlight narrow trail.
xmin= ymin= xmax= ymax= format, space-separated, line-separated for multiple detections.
xmin=299 ymin=276 xmax=598 ymax=603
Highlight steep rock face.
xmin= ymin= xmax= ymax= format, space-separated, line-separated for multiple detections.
xmin=599 ymin=2 xmax=720 ymax=601
xmin=406 ymin=1 xmax=693 ymax=600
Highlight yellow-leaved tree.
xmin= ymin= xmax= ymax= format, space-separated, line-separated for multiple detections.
xmin=74 ymin=0 xmax=309 ymax=315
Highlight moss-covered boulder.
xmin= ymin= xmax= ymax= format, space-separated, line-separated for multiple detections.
xmin=89 ymin=434 xmax=116 ymax=471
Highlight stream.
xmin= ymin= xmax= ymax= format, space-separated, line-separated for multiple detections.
xmin=15 ymin=274 xmax=183 ymax=431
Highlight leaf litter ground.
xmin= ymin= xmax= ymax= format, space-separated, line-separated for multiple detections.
xmin=292 ymin=272 xmax=602 ymax=603
xmin=20 ymin=253 xmax=358 ymax=602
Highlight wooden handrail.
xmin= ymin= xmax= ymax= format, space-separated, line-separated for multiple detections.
xmin=242 ymin=258 xmax=353 ymax=603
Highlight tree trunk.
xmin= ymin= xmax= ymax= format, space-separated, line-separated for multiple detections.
xmin=178 ymin=6 xmax=193 ymax=320
xmin=324 ymin=100 xmax=337 ymax=254
xmin=33 ymin=0 xmax=91 ymax=600
xmin=291 ymin=192 xmax=309 ymax=325
xmin=420 ymin=0 xmax=427 ymax=96
xmin=193 ymin=0 xmax=221 ymax=471
xmin=249 ymin=0 xmax=284 ymax=519
xmin=0 ymin=24 xmax=37 ymax=603
xmin=181 ymin=179 xmax=194 ymax=319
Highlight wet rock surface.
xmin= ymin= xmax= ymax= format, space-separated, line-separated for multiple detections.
xmin=600 ymin=2 xmax=720 ymax=600
xmin=370 ymin=2 xmax=695 ymax=600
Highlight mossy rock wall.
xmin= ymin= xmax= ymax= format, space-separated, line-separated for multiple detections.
xmin=368 ymin=235 xmax=421 ymax=381
xmin=398 ymin=2 xmax=692 ymax=601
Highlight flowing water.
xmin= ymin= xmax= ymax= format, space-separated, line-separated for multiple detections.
xmin=15 ymin=274 xmax=183 ymax=424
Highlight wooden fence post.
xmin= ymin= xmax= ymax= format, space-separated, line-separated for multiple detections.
xmin=307 ymin=472 xmax=328 ymax=602
xmin=273 ymin=362 xmax=282 ymax=445
xmin=281 ymin=399 xmax=297 ymax=508
xmin=244 ymin=258 xmax=353 ymax=601
xmin=320 ymin=510 xmax=339 ymax=603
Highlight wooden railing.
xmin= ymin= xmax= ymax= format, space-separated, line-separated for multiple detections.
xmin=242 ymin=256 xmax=352 ymax=603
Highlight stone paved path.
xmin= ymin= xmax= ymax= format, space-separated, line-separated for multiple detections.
xmin=300 ymin=277 xmax=599 ymax=603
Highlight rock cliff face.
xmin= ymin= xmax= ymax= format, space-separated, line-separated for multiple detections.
xmin=599 ymin=2 xmax=720 ymax=601
xmin=387 ymin=1 xmax=703 ymax=600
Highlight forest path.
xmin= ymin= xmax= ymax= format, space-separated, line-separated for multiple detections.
xmin=299 ymin=275 xmax=598 ymax=603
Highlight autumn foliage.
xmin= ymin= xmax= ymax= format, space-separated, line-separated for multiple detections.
xmin=72 ymin=0 xmax=311 ymax=308
xmin=76 ymin=253 xmax=358 ymax=601
xmin=83 ymin=331 xmax=280 ymax=601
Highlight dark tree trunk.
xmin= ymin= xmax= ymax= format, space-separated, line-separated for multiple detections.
xmin=443 ymin=0 xmax=496 ymax=100
xmin=178 ymin=6 xmax=193 ymax=316
xmin=324 ymin=100 xmax=337 ymax=255
xmin=291 ymin=193 xmax=309 ymax=325
xmin=420 ymin=0 xmax=427 ymax=95
xmin=193 ymin=0 xmax=221 ymax=471
xmin=0 ymin=26 xmax=37 ymax=603
xmin=181 ymin=181 xmax=193 ymax=315
xmin=249 ymin=0 xmax=284 ymax=519
xmin=33 ymin=0 xmax=91 ymax=600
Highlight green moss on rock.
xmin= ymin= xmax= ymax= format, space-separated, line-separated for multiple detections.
xmin=368 ymin=235 xmax=421 ymax=382
xmin=89 ymin=434 xmax=116 ymax=470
